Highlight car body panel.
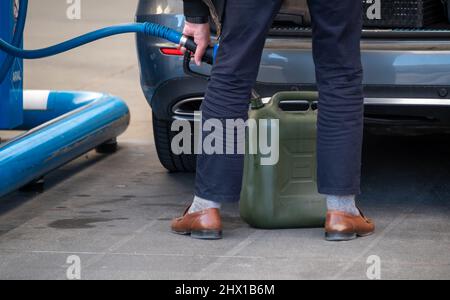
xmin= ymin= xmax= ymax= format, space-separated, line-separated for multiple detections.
xmin=136 ymin=1 xmax=450 ymax=128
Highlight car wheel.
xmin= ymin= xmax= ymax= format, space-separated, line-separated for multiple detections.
xmin=152 ymin=113 xmax=196 ymax=173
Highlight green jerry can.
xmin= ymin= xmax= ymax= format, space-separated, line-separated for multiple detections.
xmin=240 ymin=91 xmax=327 ymax=229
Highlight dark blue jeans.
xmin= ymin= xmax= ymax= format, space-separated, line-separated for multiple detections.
xmin=195 ymin=0 xmax=364 ymax=202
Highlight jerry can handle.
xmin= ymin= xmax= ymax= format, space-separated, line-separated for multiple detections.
xmin=270 ymin=91 xmax=319 ymax=112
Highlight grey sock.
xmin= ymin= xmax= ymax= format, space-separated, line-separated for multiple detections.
xmin=188 ymin=196 xmax=222 ymax=214
xmin=326 ymin=195 xmax=360 ymax=216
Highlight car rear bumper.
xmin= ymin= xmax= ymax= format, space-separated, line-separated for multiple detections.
xmin=136 ymin=14 xmax=450 ymax=130
xmin=168 ymin=80 xmax=450 ymax=126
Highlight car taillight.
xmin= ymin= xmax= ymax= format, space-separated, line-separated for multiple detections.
xmin=160 ymin=48 xmax=184 ymax=56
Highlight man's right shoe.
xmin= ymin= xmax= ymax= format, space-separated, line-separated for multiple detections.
xmin=171 ymin=207 xmax=223 ymax=240
xmin=325 ymin=209 xmax=375 ymax=242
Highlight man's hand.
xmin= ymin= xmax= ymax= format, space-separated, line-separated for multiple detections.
xmin=181 ymin=21 xmax=211 ymax=66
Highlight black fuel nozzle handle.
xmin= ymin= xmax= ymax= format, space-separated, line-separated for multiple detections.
xmin=181 ymin=36 xmax=215 ymax=65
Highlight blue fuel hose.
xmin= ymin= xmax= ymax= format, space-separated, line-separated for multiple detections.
xmin=0 ymin=22 xmax=215 ymax=67
xmin=0 ymin=22 xmax=182 ymax=59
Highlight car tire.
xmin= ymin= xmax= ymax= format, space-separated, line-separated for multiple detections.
xmin=152 ymin=113 xmax=196 ymax=173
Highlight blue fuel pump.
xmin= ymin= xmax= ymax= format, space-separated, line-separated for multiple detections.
xmin=0 ymin=0 xmax=23 ymax=129
xmin=0 ymin=0 xmax=217 ymax=198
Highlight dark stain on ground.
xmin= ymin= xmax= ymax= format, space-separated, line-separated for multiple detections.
xmin=48 ymin=217 xmax=128 ymax=229
xmin=101 ymin=210 xmax=112 ymax=213
xmin=75 ymin=194 xmax=91 ymax=198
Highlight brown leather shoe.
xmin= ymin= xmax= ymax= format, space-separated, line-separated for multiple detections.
xmin=171 ymin=207 xmax=223 ymax=240
xmin=325 ymin=209 xmax=375 ymax=242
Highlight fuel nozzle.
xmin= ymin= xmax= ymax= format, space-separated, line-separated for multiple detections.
xmin=180 ymin=36 xmax=217 ymax=65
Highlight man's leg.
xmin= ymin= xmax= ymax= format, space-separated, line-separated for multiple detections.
xmin=308 ymin=0 xmax=375 ymax=241
xmin=172 ymin=0 xmax=282 ymax=239
xmin=194 ymin=0 xmax=282 ymax=203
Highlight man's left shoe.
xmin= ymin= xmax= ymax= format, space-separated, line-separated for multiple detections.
xmin=171 ymin=207 xmax=223 ymax=240
xmin=325 ymin=209 xmax=375 ymax=242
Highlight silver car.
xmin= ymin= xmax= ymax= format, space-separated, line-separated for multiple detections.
xmin=136 ymin=0 xmax=450 ymax=172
